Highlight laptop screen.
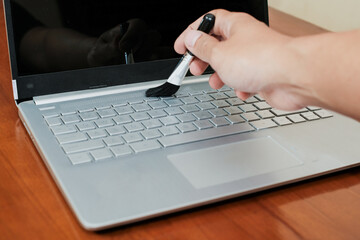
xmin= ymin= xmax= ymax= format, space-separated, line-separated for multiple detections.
xmin=4 ymin=0 xmax=268 ymax=101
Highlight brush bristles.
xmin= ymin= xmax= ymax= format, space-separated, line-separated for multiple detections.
xmin=145 ymin=82 xmax=180 ymax=97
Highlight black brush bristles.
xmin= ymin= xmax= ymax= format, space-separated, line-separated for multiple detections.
xmin=145 ymin=82 xmax=180 ymax=97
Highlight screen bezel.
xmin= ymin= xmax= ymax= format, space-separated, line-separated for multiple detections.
xmin=3 ymin=0 xmax=269 ymax=102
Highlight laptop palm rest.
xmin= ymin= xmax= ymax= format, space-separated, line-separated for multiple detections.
xmin=168 ymin=137 xmax=303 ymax=189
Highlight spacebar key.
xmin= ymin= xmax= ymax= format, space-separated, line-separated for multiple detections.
xmin=159 ymin=123 xmax=254 ymax=147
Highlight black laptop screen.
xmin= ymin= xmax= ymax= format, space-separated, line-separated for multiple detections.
xmin=5 ymin=0 xmax=268 ymax=101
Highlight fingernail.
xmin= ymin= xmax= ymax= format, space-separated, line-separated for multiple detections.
xmin=185 ymin=30 xmax=203 ymax=48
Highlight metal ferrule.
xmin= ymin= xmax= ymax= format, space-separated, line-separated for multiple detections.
xmin=167 ymin=52 xmax=194 ymax=86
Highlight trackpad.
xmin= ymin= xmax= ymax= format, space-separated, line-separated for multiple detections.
xmin=168 ymin=137 xmax=303 ymax=189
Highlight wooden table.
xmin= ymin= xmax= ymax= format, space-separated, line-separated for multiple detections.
xmin=1 ymin=3 xmax=360 ymax=239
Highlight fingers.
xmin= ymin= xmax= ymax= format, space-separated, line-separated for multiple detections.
xmin=189 ymin=58 xmax=209 ymax=76
xmin=208 ymin=72 xmax=224 ymax=89
xmin=235 ymin=90 xmax=254 ymax=101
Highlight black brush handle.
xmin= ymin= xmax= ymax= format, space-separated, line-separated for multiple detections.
xmin=188 ymin=13 xmax=215 ymax=56
xmin=197 ymin=13 xmax=215 ymax=33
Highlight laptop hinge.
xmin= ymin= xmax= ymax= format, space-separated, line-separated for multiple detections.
xmin=33 ymin=75 xmax=210 ymax=105
xmin=12 ymin=79 xmax=18 ymax=100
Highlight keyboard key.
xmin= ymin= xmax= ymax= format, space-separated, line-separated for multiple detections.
xmin=287 ymin=114 xmax=306 ymax=123
xmin=122 ymin=133 xmax=143 ymax=143
xmin=106 ymin=125 xmax=126 ymax=135
xmin=273 ymin=116 xmax=292 ymax=126
xmin=131 ymin=103 xmax=151 ymax=112
xmin=194 ymin=120 xmax=214 ymax=130
xmin=103 ymin=136 xmax=124 ymax=146
xmin=130 ymin=140 xmax=162 ymax=153
xmin=210 ymin=117 xmax=230 ymax=127
xmin=176 ymin=123 xmax=197 ymax=133
xmin=114 ymin=106 xmax=133 ymax=115
xmin=174 ymin=92 xmax=188 ymax=98
xmin=78 ymin=107 xmax=94 ymax=113
xmin=314 ymin=109 xmax=333 ymax=118
xmin=255 ymin=95 xmax=266 ymax=101
xmin=164 ymin=107 xmax=183 ymax=116
xmin=56 ymin=132 xmax=87 ymax=144
xmin=164 ymin=98 xmax=183 ymax=106
xmin=94 ymin=104 xmax=111 ymax=110
xmin=254 ymin=102 xmax=272 ymax=110
xmin=159 ymin=116 xmax=179 ymax=126
xmin=196 ymin=94 xmax=213 ymax=102
xmin=241 ymin=112 xmax=260 ymax=121
xmin=226 ymin=98 xmax=244 ymax=107
xmin=307 ymin=106 xmax=321 ymax=111
xmin=124 ymin=122 xmax=144 ymax=132
xmin=113 ymin=115 xmax=132 ymax=124
xmin=62 ymin=139 xmax=105 ymax=154
xmin=250 ymin=119 xmax=278 ymax=130
xmin=196 ymin=102 xmax=215 ymax=110
xmin=68 ymin=153 xmax=92 ymax=165
xmin=94 ymin=118 xmax=115 ymax=128
xmin=244 ymin=96 xmax=259 ymax=103
xmin=224 ymin=91 xmax=237 ymax=98
xmin=148 ymin=109 xmax=167 ymax=118
xmin=180 ymin=104 xmax=199 ymax=113
xmin=210 ymin=92 xmax=228 ymax=100
xmin=189 ymin=90 xmax=204 ymax=96
xmin=181 ymin=96 xmax=199 ymax=104
xmin=204 ymin=89 xmax=217 ymax=94
xmin=141 ymin=129 xmax=162 ymax=139
xmin=159 ymin=123 xmax=254 ymax=147
xmin=193 ymin=111 xmax=212 ymax=120
xmin=256 ymin=110 xmax=275 ymax=119
xmin=223 ymin=106 xmax=243 ymax=115
xmin=209 ymin=109 xmax=227 ymax=117
xmin=61 ymin=115 xmax=80 ymax=124
xmin=51 ymin=125 xmax=77 ymax=135
xmin=76 ymin=122 xmax=96 ymax=131
xmin=61 ymin=110 xmax=77 ymax=116
xmin=148 ymin=101 xmax=168 ymax=109
xmin=130 ymin=112 xmax=150 ymax=121
xmin=301 ymin=112 xmax=320 ymax=121
xmin=87 ymin=129 xmax=108 ymax=139
xmin=45 ymin=117 xmax=62 ymax=127
xmin=159 ymin=126 xmax=179 ymax=136
xmin=111 ymin=145 xmax=133 ymax=157
xmin=142 ymin=119 xmax=162 ymax=129
xmin=211 ymin=100 xmax=230 ymax=108
xmin=91 ymin=148 xmax=113 ymax=161
xmin=239 ymin=104 xmax=257 ymax=112
xmin=79 ymin=112 xmax=99 ymax=121
xmin=97 ymin=109 xmax=117 ymax=118
xmin=176 ymin=113 xmax=196 ymax=123
xmin=42 ymin=112 xmax=60 ymax=118
xmin=271 ymin=108 xmax=308 ymax=116
xmin=226 ymin=115 xmax=245 ymax=124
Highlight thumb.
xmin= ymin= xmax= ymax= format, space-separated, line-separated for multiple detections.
xmin=184 ymin=30 xmax=221 ymax=64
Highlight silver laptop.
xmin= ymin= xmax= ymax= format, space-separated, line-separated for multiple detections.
xmin=4 ymin=0 xmax=360 ymax=231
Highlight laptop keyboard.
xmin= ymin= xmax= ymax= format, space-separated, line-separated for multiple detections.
xmin=43 ymin=87 xmax=333 ymax=165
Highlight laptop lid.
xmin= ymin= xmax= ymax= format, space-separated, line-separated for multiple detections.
xmin=4 ymin=0 xmax=268 ymax=102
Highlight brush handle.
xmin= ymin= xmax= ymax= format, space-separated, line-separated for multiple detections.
xmin=188 ymin=13 xmax=215 ymax=56
xmin=197 ymin=13 xmax=216 ymax=33
xmin=168 ymin=14 xmax=216 ymax=86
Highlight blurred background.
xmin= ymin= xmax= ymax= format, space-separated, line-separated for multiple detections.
xmin=269 ymin=0 xmax=360 ymax=31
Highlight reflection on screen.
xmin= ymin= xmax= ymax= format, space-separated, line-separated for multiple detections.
xmin=10 ymin=0 xmax=266 ymax=76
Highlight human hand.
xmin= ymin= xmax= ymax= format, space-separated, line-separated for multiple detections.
xmin=174 ymin=9 xmax=311 ymax=111
xmin=87 ymin=19 xmax=161 ymax=66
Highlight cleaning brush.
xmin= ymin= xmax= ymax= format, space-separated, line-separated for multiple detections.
xmin=145 ymin=13 xmax=215 ymax=97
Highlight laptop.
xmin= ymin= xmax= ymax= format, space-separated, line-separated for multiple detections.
xmin=3 ymin=0 xmax=360 ymax=231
